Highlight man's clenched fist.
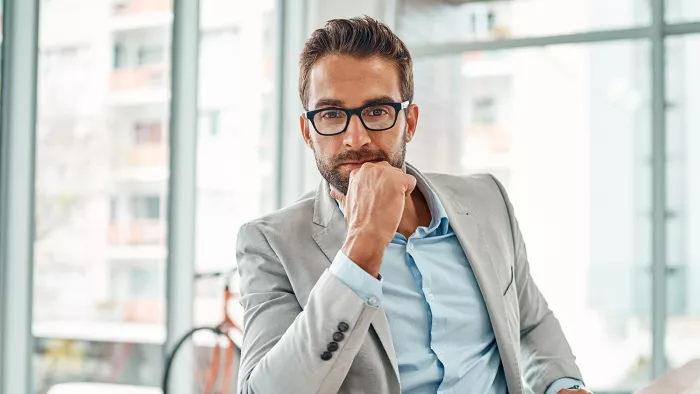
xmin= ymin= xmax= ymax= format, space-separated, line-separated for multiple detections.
xmin=330 ymin=161 xmax=416 ymax=278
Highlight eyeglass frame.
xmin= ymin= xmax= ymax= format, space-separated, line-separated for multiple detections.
xmin=304 ymin=100 xmax=410 ymax=136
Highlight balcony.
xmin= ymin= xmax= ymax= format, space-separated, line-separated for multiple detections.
xmin=126 ymin=144 xmax=167 ymax=167
xmin=113 ymin=0 xmax=172 ymax=15
xmin=111 ymin=0 xmax=172 ymax=32
xmin=108 ymin=220 xmax=163 ymax=246
xmin=111 ymin=65 xmax=168 ymax=91
xmin=109 ymin=66 xmax=170 ymax=105
xmin=122 ymin=300 xmax=163 ymax=323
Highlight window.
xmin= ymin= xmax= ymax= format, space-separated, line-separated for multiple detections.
xmin=472 ymin=97 xmax=496 ymax=125
xmin=667 ymin=0 xmax=700 ymax=23
xmin=486 ymin=10 xmax=495 ymax=31
xmin=133 ymin=121 xmax=163 ymax=144
xmin=409 ymin=41 xmax=651 ymax=392
xmin=33 ymin=0 xmax=171 ymax=390
xmin=129 ymin=195 xmax=161 ymax=220
xmin=194 ymin=0 xmax=278 ymax=329
xmin=198 ymin=110 xmax=221 ymax=136
xmin=665 ymin=34 xmax=700 ymax=369
xmin=110 ymin=197 xmax=119 ymax=223
xmin=398 ymin=0 xmax=649 ymax=45
xmin=137 ymin=45 xmax=164 ymax=66
xmin=113 ymin=43 xmax=126 ymax=69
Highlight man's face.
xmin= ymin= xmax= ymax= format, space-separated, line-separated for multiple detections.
xmin=299 ymin=54 xmax=419 ymax=195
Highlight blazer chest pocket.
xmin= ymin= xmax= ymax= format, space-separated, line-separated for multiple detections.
xmin=502 ymin=265 xmax=514 ymax=296
xmin=502 ymin=265 xmax=520 ymax=328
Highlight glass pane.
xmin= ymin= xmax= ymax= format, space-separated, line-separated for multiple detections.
xmin=398 ymin=0 xmax=649 ymax=46
xmin=409 ymin=41 xmax=651 ymax=391
xmin=666 ymin=0 xmax=700 ymax=23
xmin=194 ymin=0 xmax=277 ymax=335
xmin=665 ymin=34 xmax=700 ymax=370
xmin=33 ymin=0 xmax=172 ymax=391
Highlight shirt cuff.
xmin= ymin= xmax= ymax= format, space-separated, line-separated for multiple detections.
xmin=329 ymin=251 xmax=383 ymax=307
xmin=545 ymin=378 xmax=589 ymax=394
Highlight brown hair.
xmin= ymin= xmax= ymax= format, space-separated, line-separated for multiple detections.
xmin=298 ymin=16 xmax=414 ymax=110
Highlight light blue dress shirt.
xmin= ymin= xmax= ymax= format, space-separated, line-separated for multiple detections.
xmin=330 ymin=169 xmax=587 ymax=394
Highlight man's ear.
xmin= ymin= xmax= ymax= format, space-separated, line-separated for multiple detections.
xmin=300 ymin=114 xmax=313 ymax=149
xmin=405 ymin=104 xmax=419 ymax=143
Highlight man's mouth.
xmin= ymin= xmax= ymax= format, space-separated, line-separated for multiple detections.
xmin=338 ymin=158 xmax=382 ymax=166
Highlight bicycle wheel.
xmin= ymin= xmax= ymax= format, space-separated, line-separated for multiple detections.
xmin=162 ymin=326 xmax=240 ymax=394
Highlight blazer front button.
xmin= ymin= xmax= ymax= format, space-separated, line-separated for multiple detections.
xmin=337 ymin=322 xmax=349 ymax=332
xmin=320 ymin=351 xmax=332 ymax=361
xmin=332 ymin=332 xmax=345 ymax=342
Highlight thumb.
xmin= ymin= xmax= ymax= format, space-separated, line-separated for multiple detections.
xmin=404 ymin=174 xmax=417 ymax=196
xmin=329 ymin=187 xmax=346 ymax=205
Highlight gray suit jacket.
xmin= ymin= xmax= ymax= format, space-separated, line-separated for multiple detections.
xmin=236 ymin=164 xmax=582 ymax=394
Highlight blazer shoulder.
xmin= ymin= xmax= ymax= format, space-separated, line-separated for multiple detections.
xmin=426 ymin=172 xmax=507 ymax=201
xmin=238 ymin=191 xmax=316 ymax=240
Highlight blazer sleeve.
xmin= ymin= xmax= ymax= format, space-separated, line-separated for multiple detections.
xmin=489 ymin=175 xmax=585 ymax=394
xmin=236 ymin=221 xmax=380 ymax=394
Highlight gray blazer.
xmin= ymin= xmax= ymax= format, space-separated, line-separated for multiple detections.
xmin=236 ymin=164 xmax=582 ymax=394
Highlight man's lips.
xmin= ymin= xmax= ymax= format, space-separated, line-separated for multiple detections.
xmin=338 ymin=159 xmax=382 ymax=166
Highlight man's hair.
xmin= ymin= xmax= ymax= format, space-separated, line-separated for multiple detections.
xmin=298 ymin=16 xmax=414 ymax=110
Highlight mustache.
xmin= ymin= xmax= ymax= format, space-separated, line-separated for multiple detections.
xmin=332 ymin=149 xmax=388 ymax=166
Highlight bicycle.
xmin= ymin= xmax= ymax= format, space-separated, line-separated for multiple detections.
xmin=161 ymin=268 xmax=243 ymax=394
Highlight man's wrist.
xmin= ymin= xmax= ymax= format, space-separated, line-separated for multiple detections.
xmin=546 ymin=378 xmax=590 ymax=394
xmin=341 ymin=231 xmax=385 ymax=278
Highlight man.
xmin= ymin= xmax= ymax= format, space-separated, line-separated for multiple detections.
xmin=236 ymin=16 xmax=589 ymax=394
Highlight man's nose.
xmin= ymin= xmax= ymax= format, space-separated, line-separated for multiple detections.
xmin=343 ymin=114 xmax=371 ymax=149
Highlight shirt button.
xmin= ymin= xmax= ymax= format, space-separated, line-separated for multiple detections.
xmin=426 ymin=293 xmax=435 ymax=301
xmin=407 ymin=243 xmax=414 ymax=251
xmin=368 ymin=296 xmax=379 ymax=307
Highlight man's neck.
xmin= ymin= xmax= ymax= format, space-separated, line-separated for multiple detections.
xmin=396 ymin=188 xmax=432 ymax=239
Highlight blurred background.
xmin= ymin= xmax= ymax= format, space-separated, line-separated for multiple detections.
xmin=0 ymin=0 xmax=699 ymax=393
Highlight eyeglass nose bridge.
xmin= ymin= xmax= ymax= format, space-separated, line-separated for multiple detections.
xmin=344 ymin=107 xmax=368 ymax=130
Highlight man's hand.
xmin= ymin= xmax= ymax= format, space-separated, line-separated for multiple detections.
xmin=330 ymin=161 xmax=416 ymax=278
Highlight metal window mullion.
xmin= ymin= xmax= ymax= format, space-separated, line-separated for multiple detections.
xmin=165 ymin=0 xmax=199 ymax=393
xmin=278 ymin=0 xmax=308 ymax=208
xmin=274 ymin=0 xmax=287 ymax=210
xmin=650 ymin=0 xmax=668 ymax=379
xmin=0 ymin=0 xmax=40 ymax=393
xmin=665 ymin=21 xmax=700 ymax=35
xmin=409 ymin=26 xmax=653 ymax=57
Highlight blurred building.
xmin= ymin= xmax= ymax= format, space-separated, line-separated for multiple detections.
xmin=32 ymin=0 xmax=275 ymax=389
xmin=400 ymin=0 xmax=700 ymax=387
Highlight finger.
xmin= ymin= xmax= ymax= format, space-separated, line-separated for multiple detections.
xmin=403 ymin=174 xmax=417 ymax=195
xmin=329 ymin=187 xmax=345 ymax=204
xmin=348 ymin=168 xmax=360 ymax=184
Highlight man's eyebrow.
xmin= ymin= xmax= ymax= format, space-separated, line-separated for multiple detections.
xmin=312 ymin=96 xmax=400 ymax=109
xmin=361 ymin=96 xmax=399 ymax=106
xmin=313 ymin=98 xmax=344 ymax=108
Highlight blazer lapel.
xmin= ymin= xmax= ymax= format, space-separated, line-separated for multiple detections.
xmin=423 ymin=171 xmax=522 ymax=394
xmin=310 ymin=180 xmax=401 ymax=382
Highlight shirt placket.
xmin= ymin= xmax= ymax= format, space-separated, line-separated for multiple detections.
xmin=407 ymin=234 xmax=448 ymax=392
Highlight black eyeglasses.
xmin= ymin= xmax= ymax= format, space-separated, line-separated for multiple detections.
xmin=305 ymin=101 xmax=409 ymax=136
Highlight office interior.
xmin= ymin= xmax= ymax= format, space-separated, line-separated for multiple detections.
xmin=1 ymin=0 xmax=699 ymax=393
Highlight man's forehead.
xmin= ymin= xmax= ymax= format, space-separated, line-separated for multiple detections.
xmin=307 ymin=54 xmax=401 ymax=108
